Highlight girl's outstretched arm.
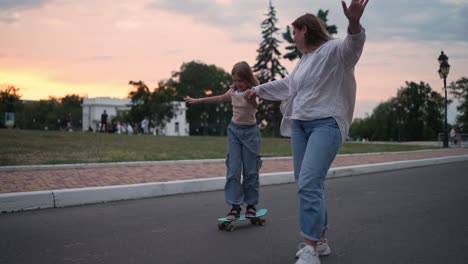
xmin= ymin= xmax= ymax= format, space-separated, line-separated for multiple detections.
xmin=184 ymin=92 xmax=231 ymax=104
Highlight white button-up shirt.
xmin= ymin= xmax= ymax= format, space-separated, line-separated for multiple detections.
xmin=254 ymin=28 xmax=366 ymax=143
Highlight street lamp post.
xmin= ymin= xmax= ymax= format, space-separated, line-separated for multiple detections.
xmin=437 ymin=51 xmax=450 ymax=148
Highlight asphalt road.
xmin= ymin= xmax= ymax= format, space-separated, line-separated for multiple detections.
xmin=1 ymin=162 xmax=467 ymax=264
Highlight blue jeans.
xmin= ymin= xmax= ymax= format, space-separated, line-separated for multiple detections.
xmin=291 ymin=118 xmax=342 ymax=241
xmin=225 ymin=122 xmax=262 ymax=206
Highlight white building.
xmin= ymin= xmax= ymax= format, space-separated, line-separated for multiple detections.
xmin=82 ymin=97 xmax=189 ymax=136
xmin=160 ymin=101 xmax=190 ymax=136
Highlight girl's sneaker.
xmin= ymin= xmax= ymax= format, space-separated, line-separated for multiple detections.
xmin=295 ymin=240 xmax=331 ymax=258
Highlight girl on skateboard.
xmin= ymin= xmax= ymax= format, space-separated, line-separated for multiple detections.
xmin=184 ymin=61 xmax=262 ymax=220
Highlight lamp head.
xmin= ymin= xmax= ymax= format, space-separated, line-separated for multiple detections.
xmin=439 ymin=60 xmax=450 ymax=78
xmin=438 ymin=51 xmax=449 ymax=65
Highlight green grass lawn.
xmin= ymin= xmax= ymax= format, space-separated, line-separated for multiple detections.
xmin=0 ymin=129 xmax=437 ymax=166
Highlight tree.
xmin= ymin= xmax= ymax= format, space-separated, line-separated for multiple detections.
xmin=60 ymin=94 xmax=83 ymax=130
xmin=253 ymin=1 xmax=288 ymax=137
xmin=0 ymin=84 xmax=22 ymax=128
xmin=168 ymin=61 xmax=231 ymax=101
xmin=23 ymin=97 xmax=62 ymax=130
xmin=166 ymin=61 xmax=232 ymax=135
xmin=282 ymin=26 xmax=298 ymax=62
xmin=423 ymin=90 xmax=445 ymax=139
xmin=367 ymin=100 xmax=396 ymax=141
xmin=12 ymin=94 xmax=82 ymax=130
xmin=349 ymin=115 xmax=374 ymax=141
xmin=282 ymin=9 xmax=338 ymax=61
xmin=128 ymin=80 xmax=177 ymax=130
xmin=128 ymin=80 xmax=152 ymax=125
xmin=349 ymin=81 xmax=445 ymax=141
xmin=150 ymin=81 xmax=178 ymax=130
xmin=253 ymin=1 xmax=287 ymax=83
xmin=448 ymin=77 xmax=468 ymax=132
xmin=394 ymin=81 xmax=445 ymax=141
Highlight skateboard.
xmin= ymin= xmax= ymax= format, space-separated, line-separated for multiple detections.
xmin=217 ymin=208 xmax=267 ymax=232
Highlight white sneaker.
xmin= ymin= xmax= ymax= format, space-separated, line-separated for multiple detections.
xmin=295 ymin=245 xmax=320 ymax=264
xmin=296 ymin=240 xmax=331 ymax=258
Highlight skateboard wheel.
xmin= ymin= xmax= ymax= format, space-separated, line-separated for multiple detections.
xmin=250 ymin=218 xmax=258 ymax=225
xmin=258 ymin=219 xmax=266 ymax=226
xmin=226 ymin=225 xmax=235 ymax=232
xmin=218 ymin=223 xmax=226 ymax=230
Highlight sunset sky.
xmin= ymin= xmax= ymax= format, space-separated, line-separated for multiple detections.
xmin=1 ymin=0 xmax=467 ymax=121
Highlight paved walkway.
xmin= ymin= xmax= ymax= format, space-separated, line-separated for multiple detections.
xmin=1 ymin=148 xmax=467 ymax=194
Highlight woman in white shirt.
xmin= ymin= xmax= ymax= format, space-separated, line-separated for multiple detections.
xmin=245 ymin=1 xmax=369 ymax=263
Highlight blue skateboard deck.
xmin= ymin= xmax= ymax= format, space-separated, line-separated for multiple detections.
xmin=217 ymin=208 xmax=267 ymax=232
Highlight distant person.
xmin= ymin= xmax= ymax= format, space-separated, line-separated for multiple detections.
xmin=101 ymin=110 xmax=108 ymax=132
xmin=127 ymin=123 xmax=134 ymax=135
xmin=67 ymin=112 xmax=73 ymax=131
xmin=133 ymin=123 xmax=140 ymax=134
xmin=110 ymin=122 xmax=117 ymax=133
xmin=141 ymin=117 xmax=149 ymax=134
xmin=450 ymin=128 xmax=456 ymax=145
xmin=184 ymin=61 xmax=262 ymax=220
xmin=116 ymin=122 xmax=122 ymax=134
xmin=456 ymin=132 xmax=462 ymax=147
xmin=121 ymin=122 xmax=127 ymax=134
xmin=245 ymin=1 xmax=369 ymax=263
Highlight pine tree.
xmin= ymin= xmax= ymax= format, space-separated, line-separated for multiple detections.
xmin=253 ymin=0 xmax=287 ymax=83
xmin=253 ymin=1 xmax=287 ymax=137
xmin=283 ymin=9 xmax=338 ymax=61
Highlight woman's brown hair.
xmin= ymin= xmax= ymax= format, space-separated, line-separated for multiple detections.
xmin=292 ymin=13 xmax=331 ymax=48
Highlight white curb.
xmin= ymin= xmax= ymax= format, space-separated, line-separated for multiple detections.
xmin=53 ymin=177 xmax=226 ymax=208
xmin=327 ymin=155 xmax=468 ymax=179
xmin=0 ymin=191 xmax=54 ymax=213
xmin=1 ymin=155 xmax=467 ymax=213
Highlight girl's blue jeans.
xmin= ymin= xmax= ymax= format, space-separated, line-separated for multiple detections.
xmin=291 ymin=118 xmax=342 ymax=241
xmin=224 ymin=122 xmax=262 ymax=206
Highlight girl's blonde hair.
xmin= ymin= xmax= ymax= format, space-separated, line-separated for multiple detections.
xmin=231 ymin=61 xmax=259 ymax=89
xmin=292 ymin=13 xmax=331 ymax=48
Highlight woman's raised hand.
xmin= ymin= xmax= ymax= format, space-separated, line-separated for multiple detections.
xmin=244 ymin=89 xmax=257 ymax=104
xmin=341 ymin=0 xmax=369 ymax=22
